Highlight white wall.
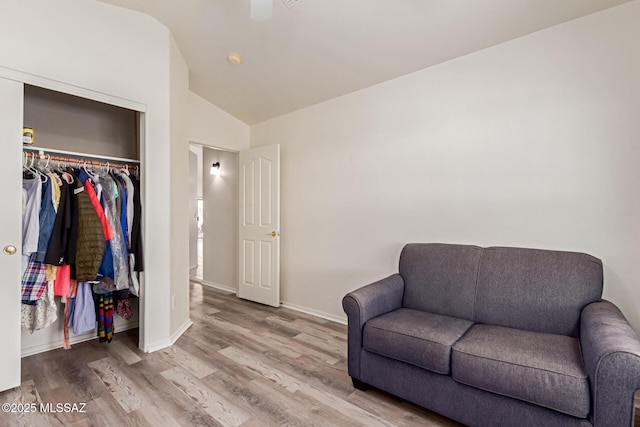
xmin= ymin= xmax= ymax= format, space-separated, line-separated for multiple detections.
xmin=169 ymin=35 xmax=191 ymax=338
xmin=189 ymin=144 xmax=204 ymax=198
xmin=202 ymin=148 xmax=239 ymax=291
xmin=251 ymin=1 xmax=640 ymax=332
xmin=189 ymin=91 xmax=250 ymax=151
xmin=0 ymin=0 xmax=172 ymax=350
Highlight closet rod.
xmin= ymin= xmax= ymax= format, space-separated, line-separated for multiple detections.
xmin=24 ymin=151 xmax=138 ymax=172
xmin=23 ymin=145 xmax=140 ymax=164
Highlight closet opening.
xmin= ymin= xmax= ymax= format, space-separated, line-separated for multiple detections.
xmin=21 ymin=84 xmax=143 ymax=357
xmin=188 ymin=143 xmax=238 ymax=295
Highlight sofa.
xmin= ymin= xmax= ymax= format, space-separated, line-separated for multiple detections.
xmin=342 ymin=243 xmax=640 ymax=427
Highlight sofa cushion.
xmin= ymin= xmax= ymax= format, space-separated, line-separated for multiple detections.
xmin=475 ymin=246 xmax=603 ymax=337
xmin=399 ymin=243 xmax=483 ymax=321
xmin=451 ymin=324 xmax=590 ymax=418
xmin=363 ymin=308 xmax=473 ymax=375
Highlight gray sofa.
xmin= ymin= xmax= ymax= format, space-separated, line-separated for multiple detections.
xmin=342 ymin=243 xmax=640 ymax=427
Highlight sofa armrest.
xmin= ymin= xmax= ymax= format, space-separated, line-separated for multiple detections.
xmin=580 ymin=300 xmax=640 ymax=427
xmin=342 ymin=274 xmax=405 ymax=379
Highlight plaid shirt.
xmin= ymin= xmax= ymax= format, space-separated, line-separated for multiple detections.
xmin=21 ymin=253 xmax=48 ymax=304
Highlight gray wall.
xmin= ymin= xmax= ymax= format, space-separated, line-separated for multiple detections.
xmin=202 ymin=147 xmax=238 ymax=290
xmin=23 ymin=85 xmax=139 ymax=159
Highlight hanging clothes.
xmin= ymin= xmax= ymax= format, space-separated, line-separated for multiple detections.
xmin=62 ymin=279 xmax=79 ymax=350
xmin=68 ymin=281 xmax=96 ymax=335
xmin=45 ymin=264 xmax=57 ymax=281
xmin=65 ymin=174 xmax=79 ymax=268
xmin=116 ymin=175 xmax=130 ymax=256
xmin=21 ymin=150 xmax=141 ymax=347
xmin=116 ymin=295 xmax=133 ymax=320
xmin=99 ymin=174 xmax=129 ymax=290
xmin=93 ymin=275 xmax=116 ymax=294
xmin=129 ymin=174 xmax=144 ymax=272
xmin=119 ymin=171 xmax=134 ymax=248
xmin=21 ymin=281 xmax=57 ymax=331
xmin=97 ymin=292 xmax=115 ymax=343
xmin=47 ymin=171 xmax=62 ymax=212
xmin=78 ymin=170 xmax=113 ymax=241
xmin=22 ymin=175 xmax=42 ymax=274
xmin=35 ymin=177 xmax=57 ymax=262
xmin=21 ymin=253 xmax=48 ymax=304
xmin=45 ymin=174 xmax=73 ymax=266
xmin=54 ymin=263 xmax=71 ymax=296
xmin=98 ymin=243 xmax=115 ymax=281
xmin=72 ymin=171 xmax=106 ymax=282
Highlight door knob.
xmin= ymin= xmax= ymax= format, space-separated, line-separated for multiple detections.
xmin=3 ymin=245 xmax=17 ymax=256
xmin=268 ymin=231 xmax=280 ymax=237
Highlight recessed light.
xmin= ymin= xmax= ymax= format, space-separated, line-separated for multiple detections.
xmin=227 ymin=52 xmax=243 ymax=65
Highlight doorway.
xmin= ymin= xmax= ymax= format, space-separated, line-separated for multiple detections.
xmin=189 ymin=143 xmax=239 ymax=293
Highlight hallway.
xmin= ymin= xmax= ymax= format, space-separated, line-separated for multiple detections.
xmin=190 ymin=237 xmax=204 ymax=282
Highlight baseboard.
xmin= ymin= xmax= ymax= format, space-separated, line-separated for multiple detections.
xmin=145 ymin=319 xmax=193 ymax=352
xmin=200 ymin=280 xmax=237 ymax=295
xmin=21 ymin=321 xmax=139 ymax=357
xmin=143 ymin=338 xmax=172 ymax=353
xmin=170 ymin=319 xmax=193 ymax=345
xmin=192 ymin=282 xmax=346 ymax=325
xmin=280 ymin=301 xmax=347 ymax=325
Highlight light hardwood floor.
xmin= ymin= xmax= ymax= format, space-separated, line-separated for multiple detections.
xmin=0 ymin=284 xmax=638 ymax=427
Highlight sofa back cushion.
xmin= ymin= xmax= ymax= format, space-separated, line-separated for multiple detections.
xmin=400 ymin=243 xmax=483 ymax=321
xmin=475 ymin=247 xmax=603 ymax=337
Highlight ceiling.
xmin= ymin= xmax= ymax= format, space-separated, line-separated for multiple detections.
xmin=98 ymin=0 xmax=631 ymax=125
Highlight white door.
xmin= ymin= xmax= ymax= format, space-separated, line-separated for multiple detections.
xmin=238 ymin=144 xmax=280 ymax=307
xmin=0 ymin=77 xmax=24 ymax=392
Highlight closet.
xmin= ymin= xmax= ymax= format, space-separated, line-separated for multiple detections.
xmin=0 ymin=77 xmax=146 ymax=392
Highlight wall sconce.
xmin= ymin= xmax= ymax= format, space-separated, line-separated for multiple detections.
xmin=210 ymin=162 xmax=221 ymax=176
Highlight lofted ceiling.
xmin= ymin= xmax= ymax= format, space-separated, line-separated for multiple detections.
xmin=98 ymin=0 xmax=632 ymax=125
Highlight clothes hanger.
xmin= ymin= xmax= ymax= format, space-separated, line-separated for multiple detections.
xmin=22 ymin=152 xmax=35 ymax=175
xmin=80 ymin=159 xmax=94 ymax=179
xmin=42 ymin=154 xmax=51 ymax=172
xmin=62 ymin=164 xmax=75 ymax=184
xmin=33 ymin=155 xmax=49 ymax=183
xmin=24 ymin=153 xmax=47 ymax=182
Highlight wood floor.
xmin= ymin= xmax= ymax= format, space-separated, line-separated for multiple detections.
xmin=0 ymin=283 xmax=638 ymax=427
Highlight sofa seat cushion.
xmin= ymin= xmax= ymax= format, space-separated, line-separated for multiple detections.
xmin=363 ymin=308 xmax=473 ymax=375
xmin=451 ymin=324 xmax=590 ymax=418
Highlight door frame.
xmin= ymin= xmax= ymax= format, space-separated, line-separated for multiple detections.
xmin=188 ymin=141 xmax=241 ymax=295
xmin=0 ymin=66 xmax=150 ymax=353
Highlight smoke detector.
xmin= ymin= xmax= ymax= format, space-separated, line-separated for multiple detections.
xmin=281 ymin=0 xmax=302 ymax=8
